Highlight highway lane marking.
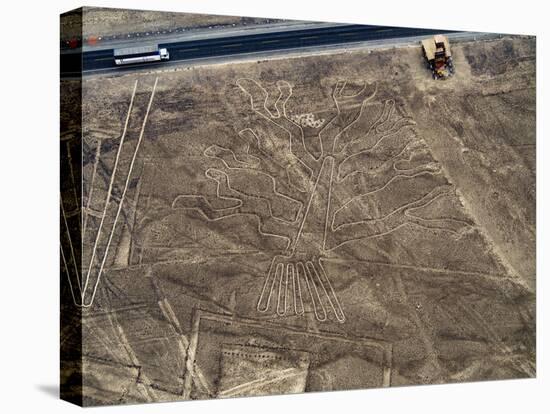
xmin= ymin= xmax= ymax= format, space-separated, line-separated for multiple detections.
xmin=221 ymin=43 xmax=243 ymax=48
xmin=261 ymin=39 xmax=280 ymax=44
xmin=75 ymin=31 xmax=477 ymax=77
xmin=178 ymin=47 xmax=200 ymax=52
xmin=300 ymin=36 xmax=319 ymax=40
xmin=93 ymin=56 xmax=114 ymax=61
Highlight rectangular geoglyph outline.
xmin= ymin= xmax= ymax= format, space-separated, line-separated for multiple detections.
xmin=182 ymin=309 xmax=393 ymax=399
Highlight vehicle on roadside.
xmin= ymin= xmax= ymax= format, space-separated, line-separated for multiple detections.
xmin=421 ymin=35 xmax=454 ymax=79
xmin=114 ymin=45 xmax=169 ymax=65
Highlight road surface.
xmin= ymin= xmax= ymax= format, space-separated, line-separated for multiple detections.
xmin=61 ymin=24 xmax=458 ymax=77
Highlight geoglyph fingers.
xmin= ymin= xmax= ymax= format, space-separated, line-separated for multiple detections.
xmin=304 ymin=261 xmax=328 ymax=322
xmin=317 ymin=261 xmax=346 ymax=323
xmin=257 ymin=259 xmax=279 ymax=312
xmin=291 ymin=263 xmax=305 ymax=315
xmin=257 ymin=257 xmax=344 ymax=323
xmin=276 ymin=263 xmax=289 ymax=316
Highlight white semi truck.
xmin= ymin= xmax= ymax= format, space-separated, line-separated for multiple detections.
xmin=114 ymin=45 xmax=169 ymax=65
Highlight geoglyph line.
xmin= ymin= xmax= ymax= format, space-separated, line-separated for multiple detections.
xmin=237 ymin=78 xmax=319 ymax=170
xmin=203 ymin=146 xmax=304 ymax=224
xmin=218 ymin=367 xmax=303 ymax=398
xmin=456 ymin=297 xmax=535 ymax=377
xmin=330 ymin=82 xmax=379 ymax=154
xmin=183 ymin=309 xmax=393 ymax=393
xmin=60 ymin=245 xmax=80 ymax=307
xmin=291 ymin=156 xmax=333 ymax=252
xmin=172 ymin=168 xmax=293 ymax=250
xmin=238 ymin=126 xmax=314 ymax=193
xmin=321 ymin=80 xmax=377 ymax=156
xmin=276 ymin=263 xmax=288 ymax=316
xmin=188 ymin=79 xmax=470 ymax=325
xmin=331 ymin=171 xmax=444 ymax=227
xmin=303 ymin=261 xmax=328 ymax=322
xmin=329 ymin=184 xmax=451 ymax=234
xmin=82 ymin=79 xmax=138 ymax=303
xmin=257 ymin=257 xmax=345 ymax=323
xmin=336 ymin=140 xmax=425 ymax=184
xmin=83 ymin=78 xmax=158 ymax=308
xmin=60 ymin=198 xmax=83 ymax=300
xmin=336 ymin=125 xmax=418 ymax=181
xmin=83 ymin=142 xmax=102 ymax=238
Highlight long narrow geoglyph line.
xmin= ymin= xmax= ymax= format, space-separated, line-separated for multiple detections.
xmin=218 ymin=367 xmax=303 ymax=397
xmin=82 ymin=77 xmax=159 ymax=308
xmin=60 ymin=245 xmax=79 ymax=306
xmin=60 ymin=198 xmax=82 ymax=298
xmin=291 ymin=156 xmax=334 ymax=253
xmin=82 ymin=79 xmax=138 ymax=298
xmin=82 ymin=142 xmax=102 ymax=238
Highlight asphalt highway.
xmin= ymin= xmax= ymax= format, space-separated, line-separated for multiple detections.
xmin=61 ymin=24 xmax=457 ymax=77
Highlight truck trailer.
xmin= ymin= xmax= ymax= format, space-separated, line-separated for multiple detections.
xmin=114 ymin=45 xmax=169 ymax=65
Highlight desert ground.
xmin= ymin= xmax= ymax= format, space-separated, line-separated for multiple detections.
xmin=61 ymin=7 xmax=286 ymax=42
xmin=61 ymin=35 xmax=535 ymax=405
